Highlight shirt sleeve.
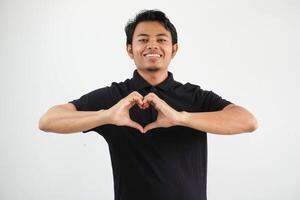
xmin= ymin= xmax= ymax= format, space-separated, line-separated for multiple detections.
xmin=196 ymin=86 xmax=233 ymax=112
xmin=68 ymin=86 xmax=112 ymax=134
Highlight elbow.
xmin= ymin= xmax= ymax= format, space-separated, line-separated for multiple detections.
xmin=38 ymin=105 xmax=61 ymax=132
xmin=38 ymin=116 xmax=50 ymax=132
xmin=245 ymin=116 xmax=258 ymax=133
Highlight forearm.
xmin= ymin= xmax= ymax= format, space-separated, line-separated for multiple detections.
xmin=39 ymin=106 xmax=109 ymax=134
xmin=178 ymin=107 xmax=258 ymax=135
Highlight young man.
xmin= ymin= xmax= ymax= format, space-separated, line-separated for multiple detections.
xmin=39 ymin=9 xmax=258 ymax=200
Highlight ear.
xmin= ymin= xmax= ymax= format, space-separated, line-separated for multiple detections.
xmin=126 ymin=44 xmax=134 ymax=59
xmin=171 ymin=43 xmax=178 ymax=58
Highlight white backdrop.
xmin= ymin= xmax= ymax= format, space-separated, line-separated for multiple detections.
xmin=1 ymin=0 xmax=299 ymax=199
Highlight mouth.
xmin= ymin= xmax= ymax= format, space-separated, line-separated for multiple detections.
xmin=143 ymin=53 xmax=162 ymax=58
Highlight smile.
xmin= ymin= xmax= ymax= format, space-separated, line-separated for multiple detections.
xmin=143 ymin=53 xmax=162 ymax=58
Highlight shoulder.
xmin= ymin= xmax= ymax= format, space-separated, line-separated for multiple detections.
xmin=109 ymin=78 xmax=133 ymax=93
xmin=87 ymin=78 xmax=133 ymax=97
xmin=172 ymin=80 xmax=203 ymax=94
xmin=110 ymin=78 xmax=130 ymax=89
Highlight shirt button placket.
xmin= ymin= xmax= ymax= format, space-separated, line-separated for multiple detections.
xmin=150 ymin=86 xmax=157 ymax=93
xmin=150 ymin=86 xmax=158 ymax=121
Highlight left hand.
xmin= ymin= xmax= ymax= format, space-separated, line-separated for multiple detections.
xmin=141 ymin=92 xmax=182 ymax=133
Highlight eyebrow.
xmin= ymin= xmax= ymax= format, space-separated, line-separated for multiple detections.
xmin=136 ymin=33 xmax=169 ymax=37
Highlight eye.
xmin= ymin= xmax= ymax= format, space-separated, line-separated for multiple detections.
xmin=138 ymin=39 xmax=148 ymax=42
xmin=158 ymin=39 xmax=167 ymax=42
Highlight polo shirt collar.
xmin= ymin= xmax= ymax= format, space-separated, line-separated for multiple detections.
xmin=130 ymin=69 xmax=174 ymax=91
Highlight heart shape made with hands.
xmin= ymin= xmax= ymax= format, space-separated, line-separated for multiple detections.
xmin=121 ymin=92 xmax=180 ymax=134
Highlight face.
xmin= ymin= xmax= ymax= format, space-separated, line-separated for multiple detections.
xmin=127 ymin=21 xmax=178 ymax=73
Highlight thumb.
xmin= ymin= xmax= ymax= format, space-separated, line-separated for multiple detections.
xmin=143 ymin=121 xmax=159 ymax=133
xmin=127 ymin=120 xmax=144 ymax=133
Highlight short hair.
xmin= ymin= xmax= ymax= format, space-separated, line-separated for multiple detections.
xmin=125 ymin=9 xmax=178 ymax=46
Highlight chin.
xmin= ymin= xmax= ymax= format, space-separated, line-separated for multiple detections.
xmin=144 ymin=66 xmax=161 ymax=72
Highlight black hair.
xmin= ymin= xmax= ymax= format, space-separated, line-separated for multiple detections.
xmin=125 ymin=9 xmax=178 ymax=46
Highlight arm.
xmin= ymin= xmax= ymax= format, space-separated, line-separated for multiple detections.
xmin=38 ymin=91 xmax=146 ymax=134
xmin=38 ymin=103 xmax=110 ymax=134
xmin=179 ymin=104 xmax=258 ymax=135
xmin=139 ymin=93 xmax=258 ymax=134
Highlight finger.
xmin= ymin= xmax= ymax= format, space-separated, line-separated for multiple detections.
xmin=145 ymin=92 xmax=158 ymax=98
xmin=132 ymin=92 xmax=144 ymax=106
xmin=128 ymin=120 xmax=144 ymax=133
xmin=145 ymin=92 xmax=160 ymax=103
xmin=143 ymin=121 xmax=159 ymax=133
xmin=127 ymin=91 xmax=142 ymax=100
xmin=128 ymin=96 xmax=143 ymax=108
xmin=143 ymin=96 xmax=154 ymax=106
xmin=131 ymin=91 xmax=144 ymax=99
xmin=128 ymin=91 xmax=143 ymax=100
xmin=143 ymin=96 xmax=160 ymax=110
xmin=141 ymin=101 xmax=149 ymax=109
xmin=134 ymin=94 xmax=144 ymax=105
xmin=143 ymin=93 xmax=155 ymax=106
xmin=137 ymin=97 xmax=146 ymax=109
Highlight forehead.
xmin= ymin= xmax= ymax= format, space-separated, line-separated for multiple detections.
xmin=133 ymin=21 xmax=171 ymax=37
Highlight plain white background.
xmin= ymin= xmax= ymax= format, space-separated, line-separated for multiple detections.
xmin=1 ymin=0 xmax=299 ymax=199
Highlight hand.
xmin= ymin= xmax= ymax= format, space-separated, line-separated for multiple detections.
xmin=142 ymin=92 xmax=182 ymax=133
xmin=106 ymin=91 xmax=145 ymax=133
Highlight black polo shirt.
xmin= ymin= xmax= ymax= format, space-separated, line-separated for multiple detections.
xmin=68 ymin=69 xmax=232 ymax=200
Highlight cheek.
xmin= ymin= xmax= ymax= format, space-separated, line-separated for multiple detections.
xmin=132 ymin=43 xmax=145 ymax=52
xmin=132 ymin=48 xmax=143 ymax=58
xmin=162 ymin=44 xmax=173 ymax=53
xmin=164 ymin=48 xmax=174 ymax=58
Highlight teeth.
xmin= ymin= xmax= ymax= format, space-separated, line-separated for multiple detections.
xmin=145 ymin=54 xmax=160 ymax=57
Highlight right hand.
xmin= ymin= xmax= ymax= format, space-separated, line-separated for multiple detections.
xmin=106 ymin=91 xmax=145 ymax=133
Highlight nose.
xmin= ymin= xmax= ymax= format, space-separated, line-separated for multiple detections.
xmin=146 ymin=40 xmax=158 ymax=50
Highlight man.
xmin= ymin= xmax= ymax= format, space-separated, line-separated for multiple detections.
xmin=39 ymin=9 xmax=258 ymax=200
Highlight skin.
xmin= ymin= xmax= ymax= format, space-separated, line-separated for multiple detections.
xmin=126 ymin=21 xmax=178 ymax=86
xmin=106 ymin=21 xmax=258 ymax=134
xmin=38 ymin=21 xmax=258 ymax=135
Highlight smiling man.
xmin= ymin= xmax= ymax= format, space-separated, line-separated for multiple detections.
xmin=39 ymin=9 xmax=258 ymax=200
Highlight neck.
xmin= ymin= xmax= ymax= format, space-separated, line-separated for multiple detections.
xmin=137 ymin=68 xmax=168 ymax=86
